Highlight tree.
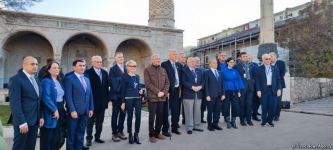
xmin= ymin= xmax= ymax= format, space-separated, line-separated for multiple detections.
xmin=1 ymin=0 xmax=42 ymax=11
xmin=276 ymin=0 xmax=333 ymax=77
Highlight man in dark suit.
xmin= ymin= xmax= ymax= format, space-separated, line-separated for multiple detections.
xmin=256 ymin=54 xmax=282 ymax=127
xmin=269 ymin=52 xmax=286 ymax=121
xmin=194 ymin=57 xmax=207 ymax=123
xmin=204 ymin=59 xmax=225 ymax=131
xmin=176 ymin=52 xmax=187 ymax=125
xmin=217 ymin=52 xmax=227 ymax=72
xmin=234 ymin=52 xmax=255 ymax=126
xmin=161 ymin=50 xmax=181 ymax=136
xmin=248 ymin=55 xmax=261 ymax=121
xmin=109 ymin=52 xmax=127 ymax=142
xmin=85 ymin=56 xmax=109 ymax=146
xmin=65 ymin=59 xmax=94 ymax=150
xmin=9 ymin=56 xmax=44 ymax=150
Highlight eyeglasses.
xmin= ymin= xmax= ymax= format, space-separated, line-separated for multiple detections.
xmin=264 ymin=58 xmax=271 ymax=60
xmin=128 ymin=65 xmax=137 ymax=68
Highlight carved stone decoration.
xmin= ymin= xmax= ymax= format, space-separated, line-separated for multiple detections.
xmin=149 ymin=0 xmax=175 ymax=28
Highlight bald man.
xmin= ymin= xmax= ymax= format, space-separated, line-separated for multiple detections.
xmin=9 ymin=56 xmax=44 ymax=150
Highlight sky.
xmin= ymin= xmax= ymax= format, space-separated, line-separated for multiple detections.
xmin=26 ymin=0 xmax=311 ymax=47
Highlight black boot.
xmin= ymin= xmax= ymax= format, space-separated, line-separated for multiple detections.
xmin=128 ymin=133 xmax=134 ymax=144
xmin=226 ymin=117 xmax=232 ymax=129
xmin=231 ymin=117 xmax=238 ymax=129
xmin=134 ymin=133 xmax=141 ymax=144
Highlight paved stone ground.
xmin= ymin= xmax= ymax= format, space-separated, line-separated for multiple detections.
xmin=3 ymin=110 xmax=333 ymax=150
xmin=288 ymin=97 xmax=333 ymax=116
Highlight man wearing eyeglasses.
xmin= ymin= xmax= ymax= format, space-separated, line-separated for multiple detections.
xmin=85 ymin=55 xmax=109 ymax=146
xmin=255 ymin=54 xmax=282 ymax=127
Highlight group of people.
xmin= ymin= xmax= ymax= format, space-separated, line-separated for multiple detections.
xmin=8 ymin=49 xmax=285 ymax=150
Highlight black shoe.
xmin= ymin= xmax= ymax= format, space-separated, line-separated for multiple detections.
xmin=247 ymin=121 xmax=253 ymax=126
xmin=129 ymin=133 xmax=134 ymax=144
xmin=268 ymin=122 xmax=274 ymax=127
xmin=193 ymin=128 xmax=204 ymax=132
xmin=83 ymin=146 xmax=90 ymax=150
xmin=134 ymin=133 xmax=141 ymax=144
xmin=118 ymin=132 xmax=127 ymax=140
xmin=86 ymin=140 xmax=92 ymax=146
xmin=261 ymin=122 xmax=266 ymax=127
xmin=274 ymin=117 xmax=279 ymax=121
xmin=162 ymin=132 xmax=172 ymax=137
xmin=182 ymin=119 xmax=185 ymax=125
xmin=95 ymin=139 xmax=105 ymax=143
xmin=177 ymin=124 xmax=181 ymax=128
xmin=207 ymin=126 xmax=215 ymax=131
xmin=240 ymin=121 xmax=247 ymax=126
xmin=252 ymin=116 xmax=261 ymax=121
xmin=201 ymin=120 xmax=207 ymax=123
xmin=231 ymin=117 xmax=238 ymax=129
xmin=213 ymin=125 xmax=223 ymax=130
xmin=112 ymin=134 xmax=121 ymax=142
xmin=187 ymin=130 xmax=192 ymax=134
xmin=171 ymin=129 xmax=181 ymax=135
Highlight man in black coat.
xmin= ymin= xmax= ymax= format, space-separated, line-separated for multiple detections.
xmin=269 ymin=52 xmax=286 ymax=121
xmin=161 ymin=50 xmax=182 ymax=136
xmin=176 ymin=52 xmax=187 ymax=125
xmin=234 ymin=52 xmax=255 ymax=126
xmin=85 ymin=55 xmax=109 ymax=146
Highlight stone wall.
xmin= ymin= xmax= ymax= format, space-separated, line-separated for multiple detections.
xmin=290 ymin=77 xmax=333 ymax=103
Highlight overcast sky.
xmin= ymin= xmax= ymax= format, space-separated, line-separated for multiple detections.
xmin=27 ymin=0 xmax=311 ymax=47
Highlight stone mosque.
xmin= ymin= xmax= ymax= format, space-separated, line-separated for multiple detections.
xmin=0 ymin=0 xmax=183 ymax=88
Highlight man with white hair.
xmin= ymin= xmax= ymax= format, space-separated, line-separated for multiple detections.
xmin=85 ymin=55 xmax=109 ymax=146
xmin=161 ymin=50 xmax=182 ymax=136
xmin=255 ymin=54 xmax=282 ymax=127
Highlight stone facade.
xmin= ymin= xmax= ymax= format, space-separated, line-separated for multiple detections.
xmin=0 ymin=7 xmax=183 ymax=88
xmin=290 ymin=77 xmax=333 ymax=103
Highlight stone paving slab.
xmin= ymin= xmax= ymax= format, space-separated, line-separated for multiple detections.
xmin=3 ymin=111 xmax=333 ymax=150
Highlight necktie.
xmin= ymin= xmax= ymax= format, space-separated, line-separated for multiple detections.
xmin=192 ymin=69 xmax=197 ymax=83
xmin=29 ymin=76 xmax=39 ymax=97
xmin=80 ymin=75 xmax=87 ymax=91
xmin=214 ymin=70 xmax=219 ymax=80
xmin=172 ymin=63 xmax=179 ymax=87
xmin=97 ymin=70 xmax=102 ymax=83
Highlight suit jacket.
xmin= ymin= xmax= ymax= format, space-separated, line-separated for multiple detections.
xmin=161 ymin=60 xmax=180 ymax=92
xmin=250 ymin=62 xmax=259 ymax=80
xmin=181 ymin=67 xmax=204 ymax=99
xmin=64 ymin=73 xmax=94 ymax=115
xmin=85 ymin=67 xmax=109 ymax=111
xmin=274 ymin=60 xmax=286 ymax=88
xmin=204 ymin=69 xmax=225 ymax=98
xmin=41 ymin=77 xmax=63 ymax=128
xmin=217 ymin=59 xmax=227 ymax=72
xmin=234 ymin=62 xmax=255 ymax=91
xmin=9 ymin=69 xmax=40 ymax=127
xmin=255 ymin=65 xmax=282 ymax=95
xmin=176 ymin=62 xmax=186 ymax=88
xmin=109 ymin=64 xmax=127 ymax=101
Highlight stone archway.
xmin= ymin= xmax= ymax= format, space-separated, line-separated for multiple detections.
xmin=2 ymin=31 xmax=53 ymax=85
xmin=115 ymin=39 xmax=152 ymax=79
xmin=61 ymin=33 xmax=108 ymax=73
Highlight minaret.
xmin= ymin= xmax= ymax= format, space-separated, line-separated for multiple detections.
xmin=149 ymin=0 xmax=175 ymax=28
xmin=257 ymin=0 xmax=278 ymax=59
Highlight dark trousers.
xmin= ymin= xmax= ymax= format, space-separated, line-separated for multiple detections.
xmin=260 ymin=88 xmax=277 ymax=124
xmin=40 ymin=127 xmax=56 ymax=150
xmin=162 ymin=88 xmax=180 ymax=132
xmin=275 ymin=89 xmax=283 ymax=118
xmin=252 ymin=92 xmax=261 ymax=117
xmin=126 ymin=98 xmax=141 ymax=133
xmin=223 ymin=91 xmax=240 ymax=117
xmin=148 ymin=101 xmax=164 ymax=137
xmin=240 ymin=86 xmax=253 ymax=123
xmin=12 ymin=124 xmax=38 ymax=150
xmin=55 ymin=102 xmax=66 ymax=150
xmin=66 ymin=114 xmax=88 ymax=150
xmin=181 ymin=96 xmax=185 ymax=122
xmin=207 ymin=97 xmax=221 ymax=127
xmin=201 ymin=92 xmax=207 ymax=120
xmin=111 ymin=100 xmax=126 ymax=134
xmin=86 ymin=109 xmax=105 ymax=141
